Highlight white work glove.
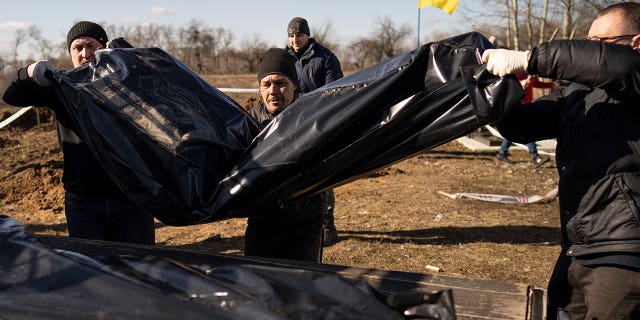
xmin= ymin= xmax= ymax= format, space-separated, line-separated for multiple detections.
xmin=28 ymin=60 xmax=54 ymax=86
xmin=481 ymin=49 xmax=530 ymax=77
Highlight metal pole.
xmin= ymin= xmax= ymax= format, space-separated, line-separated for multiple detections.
xmin=417 ymin=7 xmax=421 ymax=48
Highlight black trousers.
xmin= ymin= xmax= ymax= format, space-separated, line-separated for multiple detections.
xmin=244 ymin=215 xmax=323 ymax=262
xmin=65 ymin=191 xmax=155 ymax=245
xmin=546 ymin=252 xmax=640 ymax=320
xmin=244 ymin=194 xmax=325 ymax=263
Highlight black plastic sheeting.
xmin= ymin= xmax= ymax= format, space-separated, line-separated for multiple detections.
xmin=0 ymin=215 xmax=456 ymax=319
xmin=51 ymin=32 xmax=523 ymax=226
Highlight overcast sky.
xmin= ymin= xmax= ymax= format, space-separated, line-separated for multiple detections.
xmin=0 ymin=0 xmax=473 ymax=59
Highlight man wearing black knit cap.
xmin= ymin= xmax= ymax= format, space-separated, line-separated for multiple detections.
xmin=244 ymin=48 xmax=328 ymax=262
xmin=286 ymin=17 xmax=343 ymax=246
xmin=66 ymin=20 xmax=108 ymax=66
xmin=1 ymin=21 xmax=156 ymax=245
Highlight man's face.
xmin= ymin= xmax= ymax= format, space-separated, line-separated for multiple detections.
xmin=259 ymin=74 xmax=297 ymax=114
xmin=288 ymin=32 xmax=309 ymax=53
xmin=69 ymin=36 xmax=103 ymax=68
xmin=588 ymin=11 xmax=640 ymax=48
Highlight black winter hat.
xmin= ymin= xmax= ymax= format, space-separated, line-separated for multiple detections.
xmin=287 ymin=17 xmax=310 ymax=36
xmin=66 ymin=21 xmax=108 ymax=51
xmin=257 ymin=48 xmax=299 ymax=85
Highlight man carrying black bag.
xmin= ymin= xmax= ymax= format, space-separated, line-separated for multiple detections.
xmin=244 ymin=48 xmax=329 ymax=262
xmin=1 ymin=21 xmax=155 ymax=245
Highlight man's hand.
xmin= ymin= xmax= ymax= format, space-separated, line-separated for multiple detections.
xmin=481 ymin=49 xmax=530 ymax=77
xmin=27 ymin=60 xmax=54 ymax=86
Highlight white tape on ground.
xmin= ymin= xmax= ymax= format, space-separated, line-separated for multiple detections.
xmin=438 ymin=187 xmax=558 ymax=204
xmin=0 ymin=106 xmax=34 ymax=129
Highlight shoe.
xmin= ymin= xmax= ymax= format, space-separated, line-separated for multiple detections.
xmin=496 ymin=153 xmax=514 ymax=164
xmin=323 ymin=225 xmax=339 ymax=247
xmin=532 ymin=155 xmax=550 ymax=167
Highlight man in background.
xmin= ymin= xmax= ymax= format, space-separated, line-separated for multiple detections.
xmin=286 ymin=16 xmax=343 ymax=246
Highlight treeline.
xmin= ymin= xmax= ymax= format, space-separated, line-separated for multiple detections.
xmin=462 ymin=0 xmax=621 ymax=49
xmin=0 ymin=0 xmax=618 ymax=79
xmin=0 ymin=17 xmax=418 ymax=77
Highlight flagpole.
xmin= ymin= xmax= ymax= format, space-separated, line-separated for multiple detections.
xmin=417 ymin=6 xmax=421 ymax=48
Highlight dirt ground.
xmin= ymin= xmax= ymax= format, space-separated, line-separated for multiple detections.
xmin=0 ymin=74 xmax=561 ymax=290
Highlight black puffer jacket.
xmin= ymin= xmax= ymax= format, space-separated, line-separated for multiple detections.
xmin=497 ymin=40 xmax=640 ymax=257
xmin=2 ymin=67 xmax=124 ymax=196
xmin=287 ymin=38 xmax=343 ymax=93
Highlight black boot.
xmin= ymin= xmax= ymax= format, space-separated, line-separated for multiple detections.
xmin=323 ymin=190 xmax=339 ymax=246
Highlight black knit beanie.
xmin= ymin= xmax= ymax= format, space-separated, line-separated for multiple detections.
xmin=257 ymin=48 xmax=299 ymax=85
xmin=66 ymin=21 xmax=108 ymax=51
xmin=287 ymin=17 xmax=310 ymax=36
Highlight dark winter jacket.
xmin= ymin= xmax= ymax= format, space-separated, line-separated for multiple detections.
xmin=2 ymin=67 xmax=124 ymax=196
xmin=497 ymin=40 xmax=640 ymax=257
xmin=248 ymin=102 xmax=329 ymax=220
xmin=287 ymin=38 xmax=343 ymax=93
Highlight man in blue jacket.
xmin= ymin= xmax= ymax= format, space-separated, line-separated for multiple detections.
xmin=482 ymin=3 xmax=640 ymax=319
xmin=286 ymin=17 xmax=343 ymax=246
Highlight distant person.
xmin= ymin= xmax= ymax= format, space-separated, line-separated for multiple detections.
xmin=1 ymin=21 xmax=155 ymax=245
xmin=244 ymin=48 xmax=330 ymax=262
xmin=487 ymin=36 xmax=552 ymax=168
xmin=286 ymin=16 xmax=343 ymax=246
xmin=496 ymin=74 xmax=553 ymax=167
xmin=482 ymin=3 xmax=640 ymax=319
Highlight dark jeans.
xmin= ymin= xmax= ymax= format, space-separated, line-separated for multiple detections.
xmin=244 ymin=193 xmax=324 ymax=262
xmin=499 ymin=140 xmax=538 ymax=158
xmin=547 ymin=252 xmax=640 ymax=320
xmin=64 ymin=191 xmax=155 ymax=245
xmin=244 ymin=216 xmax=323 ymax=262
xmin=323 ymin=190 xmax=335 ymax=227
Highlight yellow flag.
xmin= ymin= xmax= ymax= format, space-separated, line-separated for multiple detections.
xmin=418 ymin=0 xmax=459 ymax=14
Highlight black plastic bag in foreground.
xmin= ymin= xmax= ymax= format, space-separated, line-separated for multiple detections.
xmin=52 ymin=32 xmax=523 ymax=225
xmin=0 ymin=215 xmax=456 ymax=320
xmin=214 ymin=32 xmax=523 ymax=216
xmin=52 ymin=47 xmax=260 ymax=225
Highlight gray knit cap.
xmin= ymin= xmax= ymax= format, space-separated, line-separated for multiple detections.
xmin=287 ymin=17 xmax=310 ymax=36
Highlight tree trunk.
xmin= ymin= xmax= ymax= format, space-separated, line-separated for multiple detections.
xmin=505 ymin=0 xmax=511 ymax=49
xmin=511 ymin=0 xmax=519 ymax=50
xmin=538 ymin=0 xmax=549 ymax=44
xmin=562 ymin=0 xmax=574 ymax=39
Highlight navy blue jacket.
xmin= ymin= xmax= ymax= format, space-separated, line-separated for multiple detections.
xmin=287 ymin=38 xmax=343 ymax=93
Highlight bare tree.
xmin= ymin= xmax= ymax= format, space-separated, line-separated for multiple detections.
xmin=343 ymin=38 xmax=377 ymax=70
xmin=463 ymin=0 xmax=616 ymax=50
xmin=207 ymin=27 xmax=234 ymax=72
xmin=236 ymin=34 xmax=269 ymax=74
xmin=525 ymin=0 xmax=533 ymax=48
xmin=538 ymin=0 xmax=550 ymax=44
xmin=311 ymin=19 xmax=340 ymax=53
xmin=340 ymin=17 xmax=411 ymax=70
xmin=511 ymin=0 xmax=520 ymax=50
xmin=371 ymin=17 xmax=412 ymax=60
xmin=27 ymin=26 xmax=54 ymax=59
xmin=9 ymin=28 xmax=28 ymax=71
xmin=560 ymin=0 xmax=574 ymax=38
